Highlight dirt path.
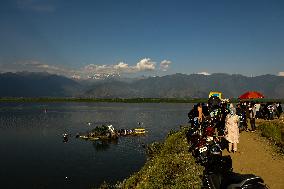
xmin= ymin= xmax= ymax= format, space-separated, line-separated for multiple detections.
xmin=222 ymin=130 xmax=284 ymax=189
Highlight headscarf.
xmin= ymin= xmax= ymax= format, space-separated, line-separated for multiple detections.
xmin=229 ymin=103 xmax=236 ymax=115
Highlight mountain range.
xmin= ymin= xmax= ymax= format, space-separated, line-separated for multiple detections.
xmin=0 ymin=72 xmax=284 ymax=98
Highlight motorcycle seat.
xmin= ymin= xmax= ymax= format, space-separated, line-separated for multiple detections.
xmin=223 ymin=173 xmax=265 ymax=189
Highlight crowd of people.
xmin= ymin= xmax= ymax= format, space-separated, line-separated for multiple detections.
xmin=188 ymin=98 xmax=283 ymax=153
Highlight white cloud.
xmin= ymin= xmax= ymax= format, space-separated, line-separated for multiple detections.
xmin=0 ymin=60 xmax=76 ymax=77
xmin=160 ymin=60 xmax=172 ymax=71
xmin=83 ymin=64 xmax=112 ymax=73
xmin=136 ymin=58 xmax=156 ymax=71
xmin=82 ymin=58 xmax=156 ymax=76
xmin=0 ymin=57 xmax=170 ymax=79
xmin=197 ymin=72 xmax=211 ymax=75
xmin=114 ymin=62 xmax=129 ymax=69
xmin=278 ymin=72 xmax=284 ymax=76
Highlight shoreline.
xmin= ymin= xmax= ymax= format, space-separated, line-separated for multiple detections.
xmin=1 ymin=97 xmax=283 ymax=103
xmin=102 ymin=118 xmax=284 ymax=188
xmin=99 ymin=127 xmax=204 ymax=188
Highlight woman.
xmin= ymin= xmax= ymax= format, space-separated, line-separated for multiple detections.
xmin=224 ymin=106 xmax=240 ymax=153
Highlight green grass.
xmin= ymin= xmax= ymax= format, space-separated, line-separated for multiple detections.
xmin=112 ymin=127 xmax=204 ymax=189
xmin=258 ymin=120 xmax=284 ymax=153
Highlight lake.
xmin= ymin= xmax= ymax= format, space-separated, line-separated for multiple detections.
xmin=0 ymin=102 xmax=192 ymax=188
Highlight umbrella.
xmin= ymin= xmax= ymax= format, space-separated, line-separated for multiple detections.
xmin=239 ymin=91 xmax=264 ymax=99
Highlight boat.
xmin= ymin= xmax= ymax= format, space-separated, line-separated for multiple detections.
xmin=118 ymin=128 xmax=147 ymax=136
xmin=133 ymin=128 xmax=146 ymax=134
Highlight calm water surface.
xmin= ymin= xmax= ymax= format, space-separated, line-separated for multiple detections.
xmin=0 ymin=102 xmax=192 ymax=189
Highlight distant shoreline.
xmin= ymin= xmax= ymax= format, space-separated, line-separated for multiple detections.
xmin=0 ymin=97 xmax=283 ymax=103
xmin=0 ymin=97 xmax=207 ymax=103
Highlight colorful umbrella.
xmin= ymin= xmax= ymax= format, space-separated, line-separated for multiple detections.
xmin=239 ymin=91 xmax=264 ymax=99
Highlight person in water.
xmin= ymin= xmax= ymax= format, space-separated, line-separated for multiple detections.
xmin=224 ymin=107 xmax=239 ymax=153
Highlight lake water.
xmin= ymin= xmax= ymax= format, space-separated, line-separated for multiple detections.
xmin=0 ymin=102 xmax=192 ymax=189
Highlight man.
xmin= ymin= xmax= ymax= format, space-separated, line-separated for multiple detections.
xmin=245 ymin=103 xmax=251 ymax=131
xmin=249 ymin=104 xmax=256 ymax=132
xmin=236 ymin=104 xmax=245 ymax=131
xmin=254 ymin=103 xmax=261 ymax=118
xmin=276 ymin=102 xmax=283 ymax=119
xmin=197 ymin=103 xmax=203 ymax=124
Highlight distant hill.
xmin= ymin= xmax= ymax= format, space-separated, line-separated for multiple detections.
xmin=1 ymin=72 xmax=284 ymax=98
xmin=84 ymin=73 xmax=284 ymax=99
xmin=0 ymin=72 xmax=81 ymax=97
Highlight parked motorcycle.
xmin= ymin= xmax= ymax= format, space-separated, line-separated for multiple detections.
xmin=187 ymin=118 xmax=222 ymax=165
xmin=202 ymin=155 xmax=268 ymax=189
xmin=187 ymin=103 xmax=268 ymax=189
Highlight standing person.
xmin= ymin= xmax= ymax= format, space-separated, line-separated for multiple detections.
xmin=276 ymin=102 xmax=283 ymax=119
xmin=263 ymin=103 xmax=270 ymax=120
xmin=250 ymin=104 xmax=256 ymax=132
xmin=197 ymin=103 xmax=203 ymax=124
xmin=267 ymin=103 xmax=274 ymax=120
xmin=188 ymin=105 xmax=198 ymax=127
xmin=236 ymin=103 xmax=245 ymax=131
xmin=245 ymin=103 xmax=251 ymax=131
xmin=225 ymin=108 xmax=240 ymax=153
xmin=254 ymin=103 xmax=261 ymax=119
xmin=241 ymin=103 xmax=248 ymax=131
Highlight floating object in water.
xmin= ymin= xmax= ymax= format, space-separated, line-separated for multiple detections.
xmin=63 ymin=133 xmax=69 ymax=143
xmin=118 ymin=128 xmax=146 ymax=136
xmin=79 ymin=125 xmax=119 ymax=140
xmin=78 ymin=125 xmax=146 ymax=143
xmin=87 ymin=122 xmax=92 ymax=126
xmin=133 ymin=128 xmax=146 ymax=134
xmin=79 ymin=135 xmax=100 ymax=140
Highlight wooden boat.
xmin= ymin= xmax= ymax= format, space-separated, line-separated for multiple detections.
xmin=133 ymin=128 xmax=146 ymax=134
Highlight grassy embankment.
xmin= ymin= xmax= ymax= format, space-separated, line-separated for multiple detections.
xmin=99 ymin=127 xmax=204 ymax=189
xmin=256 ymin=116 xmax=284 ymax=153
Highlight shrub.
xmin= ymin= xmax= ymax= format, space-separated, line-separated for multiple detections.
xmin=120 ymin=128 xmax=204 ymax=189
xmin=258 ymin=121 xmax=284 ymax=152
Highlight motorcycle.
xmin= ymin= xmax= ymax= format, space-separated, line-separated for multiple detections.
xmin=202 ymin=155 xmax=268 ymax=189
xmin=187 ymin=117 xmax=222 ymax=165
xmin=187 ymin=102 xmax=268 ymax=189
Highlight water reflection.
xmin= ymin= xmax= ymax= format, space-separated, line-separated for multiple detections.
xmin=92 ymin=139 xmax=118 ymax=152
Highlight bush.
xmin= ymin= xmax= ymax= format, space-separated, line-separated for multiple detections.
xmin=258 ymin=121 xmax=284 ymax=152
xmin=120 ymin=128 xmax=204 ymax=189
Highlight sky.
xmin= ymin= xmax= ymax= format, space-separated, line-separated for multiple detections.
xmin=0 ymin=0 xmax=284 ymax=78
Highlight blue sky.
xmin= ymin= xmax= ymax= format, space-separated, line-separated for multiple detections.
xmin=0 ymin=0 xmax=284 ymax=78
